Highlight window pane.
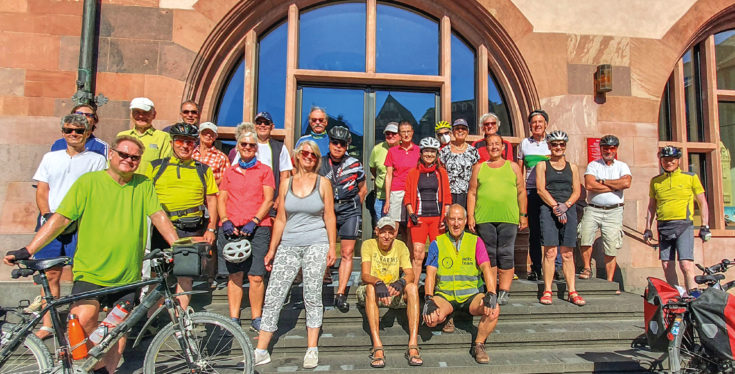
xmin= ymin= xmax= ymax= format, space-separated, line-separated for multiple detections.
xmin=376 ymin=3 xmax=438 ymax=75
xmin=488 ymin=70 xmax=513 ymax=136
xmin=376 ymin=90 xmax=437 ymax=143
xmin=715 ymin=30 xmax=735 ymax=90
xmin=718 ymin=101 xmax=735 ymax=229
xmin=683 ymin=48 xmax=704 ymax=142
xmin=687 ymin=153 xmax=708 ymax=226
xmin=300 ymin=86 xmax=365 ymax=160
xmin=257 ymin=21 xmax=287 ymax=129
xmin=215 ymin=59 xmax=244 ymax=127
xmin=451 ymin=33 xmax=476 ymax=133
xmin=298 ymin=3 xmax=365 ymax=72
xmin=658 ymin=79 xmax=673 ymax=141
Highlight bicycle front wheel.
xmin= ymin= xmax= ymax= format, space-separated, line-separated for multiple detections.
xmin=144 ymin=311 xmax=254 ymax=373
xmin=0 ymin=326 xmax=53 ymax=374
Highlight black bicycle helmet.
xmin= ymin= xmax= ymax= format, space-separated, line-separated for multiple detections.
xmin=659 ymin=145 xmax=682 ymax=158
xmin=328 ymin=126 xmax=352 ymax=144
xmin=169 ymin=122 xmax=199 ymax=139
xmin=599 ymin=135 xmax=620 ymax=147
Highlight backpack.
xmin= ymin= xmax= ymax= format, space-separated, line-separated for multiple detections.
xmin=150 ymin=157 xmax=209 ymax=215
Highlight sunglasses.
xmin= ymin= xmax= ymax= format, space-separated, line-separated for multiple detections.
xmin=74 ymin=111 xmax=95 ymax=119
xmin=174 ymin=138 xmax=196 ymax=146
xmin=181 ymin=110 xmax=198 ymax=115
xmin=310 ymin=118 xmax=327 ymax=123
xmin=300 ymin=150 xmax=318 ymax=160
xmin=255 ymin=120 xmax=271 ymax=126
xmin=330 ymin=140 xmax=347 ymax=148
xmin=549 ymin=142 xmax=567 ymax=148
xmin=239 ymin=142 xmax=257 ymax=149
xmin=62 ymin=127 xmax=86 ymax=135
xmin=601 ymin=145 xmax=618 ymax=150
xmin=112 ymin=149 xmax=141 ymax=162
xmin=384 ymin=132 xmax=398 ymax=136
xmin=482 ymin=121 xmax=498 ymax=127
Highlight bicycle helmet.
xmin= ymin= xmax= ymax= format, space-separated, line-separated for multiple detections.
xmin=546 ymin=130 xmax=569 ymax=143
xmin=599 ymin=135 xmax=619 ymax=147
xmin=169 ymin=122 xmax=199 ymax=139
xmin=328 ymin=126 xmax=352 ymax=144
xmin=434 ymin=120 xmax=451 ymax=133
xmin=223 ymin=238 xmax=252 ymax=263
xmin=419 ymin=137 xmax=441 ymax=151
xmin=659 ymin=145 xmax=682 ymax=159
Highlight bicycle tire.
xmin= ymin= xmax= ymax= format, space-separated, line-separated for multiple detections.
xmin=143 ymin=311 xmax=254 ymax=373
xmin=0 ymin=325 xmax=53 ymax=374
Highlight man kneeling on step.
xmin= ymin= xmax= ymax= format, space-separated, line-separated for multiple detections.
xmin=422 ymin=204 xmax=499 ymax=364
xmin=359 ymin=216 xmax=420 ymax=368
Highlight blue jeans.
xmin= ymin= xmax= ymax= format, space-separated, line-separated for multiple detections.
xmin=373 ymin=198 xmax=386 ymax=221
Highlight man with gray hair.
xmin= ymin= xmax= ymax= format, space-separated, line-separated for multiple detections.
xmin=473 ymin=112 xmax=513 ymax=161
xmin=296 ymin=106 xmax=330 ymax=157
xmin=31 ymin=113 xmax=107 ymax=339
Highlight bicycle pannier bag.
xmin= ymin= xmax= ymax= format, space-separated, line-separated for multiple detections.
xmin=689 ymin=287 xmax=735 ymax=360
xmin=172 ymin=242 xmax=213 ymax=279
xmin=644 ymin=277 xmax=684 ymax=351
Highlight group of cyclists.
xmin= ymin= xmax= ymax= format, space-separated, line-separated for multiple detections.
xmin=2 ymin=96 xmax=712 ymax=371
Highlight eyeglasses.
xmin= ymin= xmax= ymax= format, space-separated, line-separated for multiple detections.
xmin=74 ymin=111 xmax=95 ymax=119
xmin=549 ymin=142 xmax=567 ymax=148
xmin=181 ymin=110 xmax=198 ymax=115
xmin=310 ymin=118 xmax=327 ymax=123
xmin=239 ymin=142 xmax=257 ymax=149
xmin=112 ymin=149 xmax=141 ymax=162
xmin=330 ymin=140 xmax=347 ymax=148
xmin=482 ymin=121 xmax=498 ymax=127
xmin=62 ymin=127 xmax=86 ymax=135
xmin=399 ymin=130 xmax=413 ymax=135
xmin=174 ymin=138 xmax=196 ymax=146
xmin=300 ymin=150 xmax=318 ymax=160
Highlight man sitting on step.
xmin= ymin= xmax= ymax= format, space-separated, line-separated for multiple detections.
xmin=358 ymin=216 xmax=421 ymax=368
xmin=423 ymin=204 xmax=499 ymax=364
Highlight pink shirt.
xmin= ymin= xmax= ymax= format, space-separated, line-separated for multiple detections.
xmin=219 ymin=162 xmax=275 ymax=226
xmin=384 ymin=143 xmax=421 ymax=191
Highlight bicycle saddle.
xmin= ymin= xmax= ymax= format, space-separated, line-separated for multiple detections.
xmin=18 ymin=257 xmax=71 ymax=271
xmin=695 ymin=273 xmax=725 ymax=285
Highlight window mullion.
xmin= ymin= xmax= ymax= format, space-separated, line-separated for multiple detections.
xmin=284 ymin=4 xmax=299 ymax=149
xmin=366 ymin=0 xmax=376 ymax=73
xmin=440 ymin=15 xmax=451 ymax=122
xmin=672 ymin=60 xmax=687 ymax=143
xmin=243 ymin=30 xmax=257 ymax=123
xmin=702 ymin=35 xmax=725 ymax=229
xmin=477 ymin=44 xmax=489 ymax=134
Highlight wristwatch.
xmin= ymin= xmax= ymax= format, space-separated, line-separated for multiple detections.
xmin=207 ymin=228 xmax=216 ymax=233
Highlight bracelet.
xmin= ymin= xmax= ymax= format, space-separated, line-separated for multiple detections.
xmin=253 ymin=216 xmax=261 ymax=224
xmin=520 ymin=212 xmax=528 ymax=217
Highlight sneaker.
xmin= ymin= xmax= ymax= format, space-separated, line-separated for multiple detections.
xmin=254 ymin=349 xmax=271 ymax=366
xmin=250 ymin=317 xmax=261 ymax=332
xmin=23 ymin=295 xmax=43 ymax=314
xmin=527 ymin=271 xmax=539 ymax=281
xmin=335 ymin=293 xmax=349 ymax=313
xmin=498 ymin=290 xmax=510 ymax=305
xmin=470 ymin=342 xmax=489 ymax=364
xmin=303 ymin=349 xmax=319 ymax=369
xmin=442 ymin=316 xmax=455 ymax=333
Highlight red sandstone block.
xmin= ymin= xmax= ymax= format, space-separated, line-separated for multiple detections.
xmin=94 ymin=72 xmax=146 ymax=100
xmin=0 ymin=34 xmax=59 ymax=70
xmin=0 ymin=0 xmax=28 ymax=13
xmin=27 ymin=0 xmax=82 ymax=16
xmin=172 ymin=9 xmax=215 ymax=52
xmin=34 ymin=14 xmax=82 ymax=36
xmin=143 ymin=74 xmax=185 ymax=120
xmin=24 ymin=70 xmax=76 ymax=98
xmin=5 ymin=182 xmax=36 ymax=202
xmin=0 ymin=201 xmax=38 ymax=234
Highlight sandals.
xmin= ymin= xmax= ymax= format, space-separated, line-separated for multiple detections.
xmin=578 ymin=268 xmax=592 ymax=280
xmin=369 ymin=347 xmax=385 ymax=368
xmin=405 ymin=345 xmax=423 ymax=366
xmin=539 ymin=290 xmax=553 ymax=305
xmin=568 ymin=291 xmax=586 ymax=306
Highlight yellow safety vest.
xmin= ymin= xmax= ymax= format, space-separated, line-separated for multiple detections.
xmin=435 ymin=233 xmax=484 ymax=303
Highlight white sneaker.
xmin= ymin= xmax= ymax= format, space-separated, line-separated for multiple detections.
xmin=254 ymin=350 xmax=271 ymax=366
xmin=23 ymin=295 xmax=43 ymax=314
xmin=303 ymin=349 xmax=319 ymax=369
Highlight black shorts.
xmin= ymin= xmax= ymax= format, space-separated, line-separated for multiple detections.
xmin=336 ymin=214 xmax=362 ymax=240
xmin=150 ymin=220 xmax=206 ymax=251
xmin=451 ymin=193 xmax=467 ymax=209
xmin=71 ymin=281 xmax=138 ymax=309
xmin=217 ymin=225 xmax=270 ymax=276
xmin=436 ymin=293 xmax=478 ymax=314
xmin=476 ymin=222 xmax=518 ymax=270
xmin=539 ymin=204 xmax=578 ymax=247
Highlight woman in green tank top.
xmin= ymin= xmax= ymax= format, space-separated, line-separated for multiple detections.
xmin=467 ymin=134 xmax=527 ymax=305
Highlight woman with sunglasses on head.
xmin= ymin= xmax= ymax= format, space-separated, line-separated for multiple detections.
xmin=255 ymin=140 xmax=337 ymax=369
xmin=535 ymin=130 xmax=584 ymax=306
xmin=50 ymin=103 xmax=109 ymax=158
xmin=404 ymin=137 xmax=451 ymax=286
xmin=473 ymin=112 xmax=513 ymax=162
xmin=438 ymin=118 xmax=480 ymax=209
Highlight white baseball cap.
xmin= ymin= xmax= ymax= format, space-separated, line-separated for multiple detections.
xmin=384 ymin=122 xmax=399 ymax=134
xmin=130 ymin=97 xmax=155 ymax=111
xmin=198 ymin=122 xmax=217 ymax=134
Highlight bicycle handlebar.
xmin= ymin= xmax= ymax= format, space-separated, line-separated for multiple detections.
xmin=696 ymin=258 xmax=733 ymax=275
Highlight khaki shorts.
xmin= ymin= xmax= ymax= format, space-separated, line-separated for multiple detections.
xmin=388 ymin=190 xmax=406 ymax=222
xmin=578 ymin=205 xmax=624 ymax=256
xmin=356 ymin=284 xmax=407 ymax=309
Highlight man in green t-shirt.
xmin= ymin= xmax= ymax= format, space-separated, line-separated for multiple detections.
xmin=358 ymin=216 xmax=420 ymax=368
xmin=5 ymin=135 xmax=179 ymax=374
xmin=368 ymin=122 xmax=400 ymax=228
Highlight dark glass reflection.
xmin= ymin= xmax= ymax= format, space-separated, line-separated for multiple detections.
xmin=658 ymin=79 xmax=673 ymax=141
xmin=451 ymin=33 xmax=476 ymax=133
xmin=715 ymin=30 xmax=735 ymax=90
xmin=718 ymin=101 xmax=735 ymax=228
xmin=300 ymin=86 xmax=365 ymax=160
xmin=376 ymin=3 xmax=438 ymax=75
xmin=299 ymin=3 xmax=366 ymax=72
xmin=488 ymin=71 xmax=513 ymax=136
xmin=687 ymin=152 xmax=708 ymax=226
xmin=683 ymin=48 xmax=704 ymax=142
xmin=257 ymin=21 xmax=288 ymax=129
xmin=215 ymin=59 xmax=244 ymax=127
xmin=376 ymin=90 xmax=437 ymax=143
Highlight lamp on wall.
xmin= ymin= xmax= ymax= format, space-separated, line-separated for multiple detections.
xmin=595 ymin=64 xmax=613 ymax=94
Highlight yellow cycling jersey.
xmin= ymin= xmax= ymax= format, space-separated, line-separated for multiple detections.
xmin=649 ymin=168 xmax=705 ymax=221
xmin=145 ymin=157 xmax=218 ymax=219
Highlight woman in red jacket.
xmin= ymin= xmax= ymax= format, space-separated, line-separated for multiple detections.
xmin=403 ymin=137 xmax=451 ymax=285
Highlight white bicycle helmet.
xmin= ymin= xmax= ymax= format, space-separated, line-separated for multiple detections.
xmin=546 ymin=130 xmax=569 ymax=143
xmin=419 ymin=137 xmax=441 ymax=151
xmin=223 ymin=238 xmax=252 ymax=263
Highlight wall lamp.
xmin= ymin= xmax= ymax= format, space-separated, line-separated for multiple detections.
xmin=595 ymin=64 xmax=613 ymax=94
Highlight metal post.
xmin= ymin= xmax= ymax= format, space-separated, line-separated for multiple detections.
xmin=72 ymin=0 xmax=107 ymax=107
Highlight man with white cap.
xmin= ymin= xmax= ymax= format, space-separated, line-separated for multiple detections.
xmin=193 ymin=121 xmax=229 ymax=185
xmin=368 ymin=122 xmax=400 ymax=226
xmin=117 ymin=97 xmax=172 ymax=175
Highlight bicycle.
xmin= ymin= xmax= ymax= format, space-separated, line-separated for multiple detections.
xmin=646 ymin=258 xmax=735 ymax=374
xmin=0 ymin=245 xmax=254 ymax=373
